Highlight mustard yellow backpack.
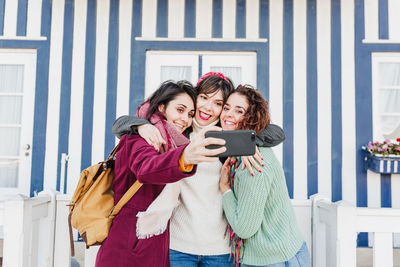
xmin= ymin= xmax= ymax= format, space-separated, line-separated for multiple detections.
xmin=68 ymin=145 xmax=142 ymax=255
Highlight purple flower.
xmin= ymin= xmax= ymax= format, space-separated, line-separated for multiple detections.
xmin=384 ymin=139 xmax=391 ymax=144
xmin=367 ymin=142 xmax=376 ymax=152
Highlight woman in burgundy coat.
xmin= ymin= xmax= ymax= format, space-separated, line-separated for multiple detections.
xmin=95 ymin=81 xmax=226 ymax=267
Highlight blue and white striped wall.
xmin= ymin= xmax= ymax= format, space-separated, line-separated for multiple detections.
xmin=1 ymin=0 xmax=400 ymax=224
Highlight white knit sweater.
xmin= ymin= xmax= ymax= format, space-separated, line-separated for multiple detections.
xmin=169 ymin=119 xmax=231 ymax=255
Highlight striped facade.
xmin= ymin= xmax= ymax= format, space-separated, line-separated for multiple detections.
xmin=1 ymin=0 xmax=400 ymax=245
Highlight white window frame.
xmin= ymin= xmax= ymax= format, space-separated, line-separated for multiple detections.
xmin=371 ymin=52 xmax=400 ymax=141
xmin=146 ymin=52 xmax=199 ymax=98
xmin=201 ymin=53 xmax=257 ymax=87
xmin=0 ymin=49 xmax=37 ymax=196
xmin=145 ymin=51 xmax=257 ymax=98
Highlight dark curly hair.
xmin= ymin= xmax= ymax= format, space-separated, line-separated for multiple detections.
xmin=234 ymin=85 xmax=270 ymax=134
xmin=196 ymin=75 xmax=234 ymax=102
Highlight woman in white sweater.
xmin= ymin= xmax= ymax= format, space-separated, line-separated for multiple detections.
xmin=112 ymin=73 xmax=285 ymax=267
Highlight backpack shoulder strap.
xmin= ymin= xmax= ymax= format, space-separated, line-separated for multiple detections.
xmin=109 ymin=180 xmax=143 ymax=217
xmin=108 ymin=144 xmax=119 ymax=159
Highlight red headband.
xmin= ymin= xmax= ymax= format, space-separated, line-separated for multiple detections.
xmin=196 ymin=72 xmax=229 ymax=86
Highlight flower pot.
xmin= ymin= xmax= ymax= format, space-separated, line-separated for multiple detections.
xmin=362 ymin=147 xmax=400 ymax=174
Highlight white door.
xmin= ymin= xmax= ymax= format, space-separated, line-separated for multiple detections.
xmin=145 ymin=51 xmax=257 ymax=97
xmin=0 ymin=49 xmax=37 ymax=196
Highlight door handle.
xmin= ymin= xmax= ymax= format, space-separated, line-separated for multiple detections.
xmin=24 ymin=144 xmax=31 ymax=156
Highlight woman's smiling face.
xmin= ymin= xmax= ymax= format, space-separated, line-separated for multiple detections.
xmin=220 ymin=93 xmax=249 ymax=131
xmin=158 ymin=93 xmax=195 ymax=133
xmin=195 ymin=90 xmax=224 ymax=126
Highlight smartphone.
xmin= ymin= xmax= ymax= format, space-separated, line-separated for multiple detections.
xmin=205 ymin=130 xmax=256 ymax=157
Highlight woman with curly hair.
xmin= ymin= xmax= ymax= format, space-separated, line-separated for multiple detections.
xmin=219 ymin=85 xmax=311 ymax=267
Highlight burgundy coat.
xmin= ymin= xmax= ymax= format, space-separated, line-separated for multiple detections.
xmin=95 ymin=134 xmax=196 ymax=267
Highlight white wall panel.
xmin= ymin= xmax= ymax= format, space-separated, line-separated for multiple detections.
xmin=293 ymin=0 xmax=308 ymax=199
xmin=392 ymin=174 xmax=400 ymax=247
xmin=168 ymin=0 xmax=185 ymax=38
xmin=367 ymin=170 xmax=381 ymax=246
xmin=222 ymin=0 xmax=236 ymax=39
xmin=27 ymin=0 xmax=43 ymax=37
xmin=116 ymin=0 xmax=132 ymax=121
xmin=388 ymin=0 xmax=400 ymax=40
xmin=269 ymin=0 xmax=283 ymax=164
xmin=3 ymin=0 xmax=18 ymax=36
xmin=44 ymin=0 xmax=65 ymax=191
xmin=367 ymin=171 xmax=381 ymax=208
xmin=341 ymin=0 xmax=357 ymax=205
xmin=392 ymin=175 xmax=400 ymax=211
xmin=196 ymin=0 xmax=213 ymax=38
xmin=91 ymin=0 xmax=110 ymax=166
xmin=364 ymin=0 xmax=379 ymax=41
xmin=66 ymin=0 xmax=88 ymax=194
xmin=246 ymin=0 xmax=259 ymax=39
xmin=141 ymin=0 xmax=157 ymax=38
xmin=317 ymin=0 xmax=332 ymax=200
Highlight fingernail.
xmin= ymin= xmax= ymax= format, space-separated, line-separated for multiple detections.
xmin=262 ymin=164 xmax=264 ymax=167
xmin=258 ymin=170 xmax=262 ymax=173
xmin=251 ymin=173 xmax=254 ymax=176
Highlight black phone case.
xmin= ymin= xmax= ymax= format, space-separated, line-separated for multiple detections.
xmin=205 ymin=130 xmax=256 ymax=157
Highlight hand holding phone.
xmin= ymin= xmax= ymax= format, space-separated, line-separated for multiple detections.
xmin=205 ymin=130 xmax=256 ymax=157
xmin=182 ymin=126 xmax=227 ymax=164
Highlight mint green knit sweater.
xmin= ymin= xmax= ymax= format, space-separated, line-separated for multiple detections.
xmin=222 ymin=147 xmax=304 ymax=266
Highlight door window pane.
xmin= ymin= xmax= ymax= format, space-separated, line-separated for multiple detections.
xmin=0 ymin=96 xmax=22 ymax=124
xmin=160 ymin=66 xmax=192 ymax=83
xmin=0 ymin=159 xmax=18 ymax=187
xmin=0 ymin=64 xmax=25 ymax=189
xmin=210 ymin=66 xmax=242 ymax=87
xmin=0 ymin=65 xmax=24 ymax=93
xmin=0 ymin=127 xmax=21 ymax=156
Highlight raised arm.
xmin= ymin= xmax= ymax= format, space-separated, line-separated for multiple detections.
xmin=127 ymin=126 xmax=227 ymax=184
xmin=113 ymin=115 xmax=166 ymax=151
xmin=127 ymin=135 xmax=195 ymax=184
xmin=112 ymin=115 xmax=150 ymax=138
xmin=256 ymin=124 xmax=285 ymax=147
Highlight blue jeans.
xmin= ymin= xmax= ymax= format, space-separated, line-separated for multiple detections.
xmin=240 ymin=242 xmax=311 ymax=267
xmin=169 ymin=249 xmax=234 ymax=267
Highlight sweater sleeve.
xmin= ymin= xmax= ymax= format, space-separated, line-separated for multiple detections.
xmin=127 ymin=135 xmax=196 ymax=184
xmin=256 ymin=124 xmax=285 ymax=147
xmin=222 ymin=170 xmax=271 ymax=239
xmin=112 ymin=115 xmax=150 ymax=139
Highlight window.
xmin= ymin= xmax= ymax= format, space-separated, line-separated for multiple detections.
xmin=145 ymin=51 xmax=257 ymax=97
xmin=372 ymin=53 xmax=400 ymax=140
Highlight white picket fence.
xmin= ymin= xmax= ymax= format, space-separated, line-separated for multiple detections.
xmin=0 ymin=191 xmax=56 ymax=267
xmin=0 ymin=192 xmax=399 ymax=267
xmin=312 ymin=195 xmax=400 ymax=267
